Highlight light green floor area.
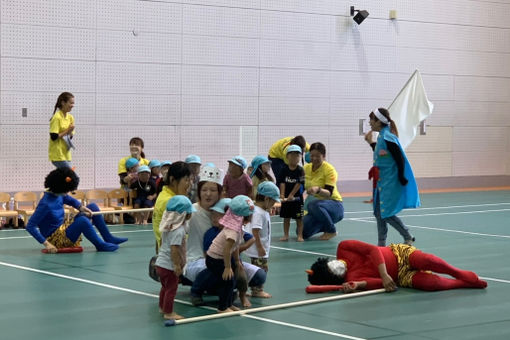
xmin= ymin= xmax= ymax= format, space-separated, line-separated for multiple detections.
xmin=1 ymin=190 xmax=509 ymax=339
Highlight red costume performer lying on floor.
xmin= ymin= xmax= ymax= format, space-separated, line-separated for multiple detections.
xmin=307 ymin=240 xmax=487 ymax=293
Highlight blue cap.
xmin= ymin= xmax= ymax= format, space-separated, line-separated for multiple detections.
xmin=250 ymin=155 xmax=271 ymax=178
xmin=137 ymin=165 xmax=151 ymax=173
xmin=185 ymin=154 xmax=201 ymax=164
xmin=166 ymin=195 xmax=196 ymax=214
xmin=229 ymin=156 xmax=248 ymax=170
xmin=304 ymin=152 xmax=311 ymax=163
xmin=161 ymin=161 xmax=172 ymax=167
xmin=149 ymin=160 xmax=161 ymax=168
xmin=256 ymin=181 xmax=281 ymax=202
xmin=286 ymin=144 xmax=302 ymax=154
xmin=125 ymin=157 xmax=139 ymax=169
xmin=210 ymin=198 xmax=232 ymax=214
xmin=230 ymin=195 xmax=255 ymax=217
xmin=204 ymin=162 xmax=216 ymax=167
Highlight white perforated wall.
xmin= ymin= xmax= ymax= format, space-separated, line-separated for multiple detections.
xmin=1 ymin=0 xmax=509 ymax=192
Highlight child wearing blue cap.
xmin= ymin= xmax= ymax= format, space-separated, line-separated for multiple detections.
xmin=206 ymin=195 xmax=254 ymax=313
xmin=243 ymin=181 xmax=280 ymax=298
xmin=249 ymin=155 xmax=274 ymax=198
xmin=185 ymin=155 xmax=202 ymax=203
xmin=278 ymin=145 xmax=305 ymax=242
xmin=149 ymin=159 xmax=161 ymax=182
xmin=155 ymin=195 xmax=196 ymax=321
xmin=130 ymin=165 xmax=157 ymax=224
xmin=222 ymin=156 xmax=253 ymax=199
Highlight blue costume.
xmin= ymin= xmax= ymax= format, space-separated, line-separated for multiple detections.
xmin=373 ymin=126 xmax=420 ymax=246
xmin=26 ymin=192 xmax=127 ymax=251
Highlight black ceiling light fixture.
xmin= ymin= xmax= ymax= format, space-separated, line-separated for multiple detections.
xmin=350 ymin=6 xmax=369 ymax=25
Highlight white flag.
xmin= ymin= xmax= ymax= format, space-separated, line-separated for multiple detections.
xmin=388 ymin=70 xmax=434 ymax=149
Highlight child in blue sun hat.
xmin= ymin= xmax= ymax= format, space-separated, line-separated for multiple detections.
xmin=206 ymin=195 xmax=254 ymax=313
xmin=130 ymin=165 xmax=157 ymax=224
xmin=243 ymin=182 xmax=280 ymax=298
xmin=185 ymin=155 xmax=202 ymax=203
xmin=155 ymin=195 xmax=196 ymax=321
xmin=249 ymin=155 xmax=274 ymax=198
xmin=278 ymin=145 xmax=305 ymax=242
xmin=223 ymin=156 xmax=252 ymax=199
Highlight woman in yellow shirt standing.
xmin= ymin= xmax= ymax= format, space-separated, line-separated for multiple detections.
xmin=49 ymin=92 xmax=75 ymax=169
xmin=303 ymin=142 xmax=344 ymax=240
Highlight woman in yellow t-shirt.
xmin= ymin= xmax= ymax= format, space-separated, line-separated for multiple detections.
xmin=303 ymin=142 xmax=344 ymax=240
xmin=118 ymin=137 xmax=150 ymax=190
xmin=49 ymin=92 xmax=75 ymax=168
xmin=268 ymin=135 xmax=309 ymax=185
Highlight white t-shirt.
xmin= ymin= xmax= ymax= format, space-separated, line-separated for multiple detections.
xmin=243 ymin=206 xmax=271 ymax=259
xmin=186 ymin=203 xmax=212 ymax=263
xmin=155 ymin=227 xmax=186 ymax=271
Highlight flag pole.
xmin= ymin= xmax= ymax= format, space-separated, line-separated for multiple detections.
xmin=388 ymin=69 xmax=418 ymax=109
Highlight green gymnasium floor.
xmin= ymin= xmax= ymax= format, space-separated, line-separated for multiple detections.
xmin=1 ymin=190 xmax=509 ymax=340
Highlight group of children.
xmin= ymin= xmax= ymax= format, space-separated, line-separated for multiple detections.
xmin=152 ymin=145 xmax=308 ymax=320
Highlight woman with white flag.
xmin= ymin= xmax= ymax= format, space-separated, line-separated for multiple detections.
xmin=364 ymin=108 xmax=420 ymax=246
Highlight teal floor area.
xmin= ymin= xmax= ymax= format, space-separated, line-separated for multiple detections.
xmin=1 ymin=190 xmax=510 ymax=339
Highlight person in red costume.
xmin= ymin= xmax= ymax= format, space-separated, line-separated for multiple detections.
xmin=307 ymin=240 xmax=487 ymax=293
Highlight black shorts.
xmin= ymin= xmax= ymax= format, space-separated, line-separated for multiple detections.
xmin=279 ymin=200 xmax=303 ymax=219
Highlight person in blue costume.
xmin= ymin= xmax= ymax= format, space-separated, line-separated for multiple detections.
xmin=26 ymin=168 xmax=128 ymax=253
xmin=364 ymin=108 xmax=420 ymax=246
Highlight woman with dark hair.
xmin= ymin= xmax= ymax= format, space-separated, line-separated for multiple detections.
xmin=365 ymin=108 xmax=419 ymax=246
xmin=49 ymin=92 xmax=75 ymax=169
xmin=268 ymin=136 xmax=309 ymax=184
xmin=152 ymin=161 xmax=191 ymax=251
xmin=302 ymin=142 xmax=344 ymax=240
xmin=118 ymin=137 xmax=150 ymax=189
xmin=307 ymin=240 xmax=487 ymax=292
xmin=26 ymin=168 xmax=127 ymax=253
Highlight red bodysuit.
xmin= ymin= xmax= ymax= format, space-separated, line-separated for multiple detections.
xmin=336 ymin=240 xmax=487 ymax=291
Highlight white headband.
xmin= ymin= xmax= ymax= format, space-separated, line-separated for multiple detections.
xmin=373 ymin=109 xmax=389 ymax=125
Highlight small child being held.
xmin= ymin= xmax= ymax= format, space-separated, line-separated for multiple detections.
xmin=249 ymin=155 xmax=274 ymax=199
xmin=243 ymin=182 xmax=280 ymax=298
xmin=277 ymin=145 xmax=305 ymax=241
xmin=206 ymin=195 xmax=255 ymax=313
xmin=222 ymin=156 xmax=252 ymax=198
xmin=155 ymin=195 xmax=196 ymax=320
xmin=130 ymin=165 xmax=157 ymax=224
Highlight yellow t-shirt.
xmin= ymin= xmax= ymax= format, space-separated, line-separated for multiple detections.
xmin=117 ymin=156 xmax=150 ymax=174
xmin=48 ymin=110 xmax=75 ymax=161
xmin=268 ymin=137 xmax=310 ymax=164
xmin=304 ymin=161 xmax=342 ymax=201
xmin=153 ymin=186 xmax=176 ymax=247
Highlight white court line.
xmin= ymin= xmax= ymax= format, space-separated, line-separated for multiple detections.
xmin=347 ymin=208 xmax=510 ymax=219
xmin=243 ymin=315 xmax=367 ymax=340
xmin=344 ymin=202 xmax=510 ymax=215
xmin=0 ymin=260 xmax=365 ymax=338
xmin=351 ymin=218 xmax=510 ymax=240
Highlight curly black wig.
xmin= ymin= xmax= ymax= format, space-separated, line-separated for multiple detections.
xmin=307 ymin=257 xmax=345 ymax=285
xmin=44 ymin=168 xmax=80 ymax=194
